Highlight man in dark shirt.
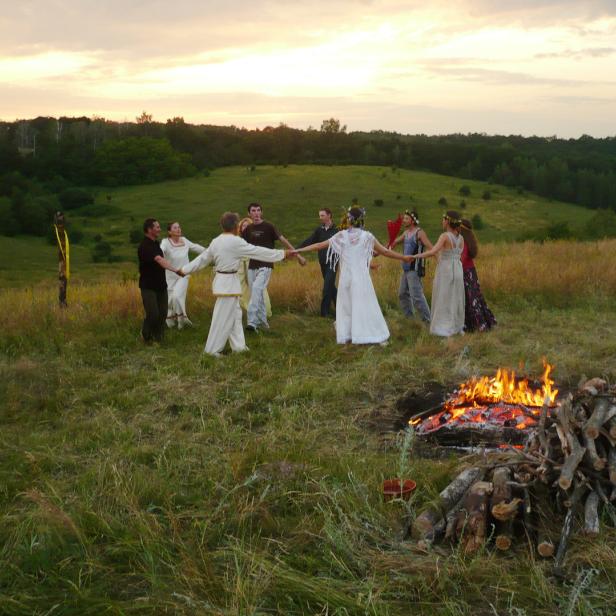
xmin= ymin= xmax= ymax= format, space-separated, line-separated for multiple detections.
xmin=299 ymin=208 xmax=338 ymax=317
xmin=138 ymin=218 xmax=183 ymax=343
xmin=241 ymin=202 xmax=305 ymax=331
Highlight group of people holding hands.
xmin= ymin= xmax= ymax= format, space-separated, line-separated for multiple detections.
xmin=137 ymin=203 xmax=496 ymax=357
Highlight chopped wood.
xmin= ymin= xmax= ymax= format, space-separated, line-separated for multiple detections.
xmin=608 ymin=415 xmax=616 ymax=440
xmin=491 ymin=467 xmax=514 ymax=551
xmin=583 ymin=432 xmax=607 ymax=471
xmin=456 ymin=481 xmax=492 ymax=554
xmin=492 ymin=498 xmax=523 ymax=522
xmin=554 ymin=482 xmax=587 ymax=575
xmin=584 ymin=398 xmax=610 ymax=440
xmin=411 ymin=467 xmax=483 ymax=541
xmin=583 ymin=491 xmax=600 ymax=536
xmin=609 ymin=448 xmax=616 ymax=486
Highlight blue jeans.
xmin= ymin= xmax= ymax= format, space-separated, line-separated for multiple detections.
xmin=247 ymin=267 xmax=272 ymax=328
xmin=398 ymin=270 xmax=431 ymax=322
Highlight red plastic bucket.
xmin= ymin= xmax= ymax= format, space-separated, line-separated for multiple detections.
xmin=383 ymin=479 xmax=417 ymax=501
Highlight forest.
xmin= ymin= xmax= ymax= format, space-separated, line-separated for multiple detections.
xmin=1 ymin=114 xmax=615 ymax=237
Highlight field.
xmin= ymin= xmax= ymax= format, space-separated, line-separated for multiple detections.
xmin=0 ymin=165 xmax=594 ymax=288
xmin=2 ymin=166 xmax=615 ymax=614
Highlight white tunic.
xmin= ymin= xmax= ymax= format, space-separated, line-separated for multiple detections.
xmin=183 ymin=233 xmax=284 ymax=296
xmin=327 ymin=228 xmax=390 ymax=345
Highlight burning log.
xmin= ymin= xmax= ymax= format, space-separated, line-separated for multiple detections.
xmin=411 ymin=467 xmax=483 ymax=542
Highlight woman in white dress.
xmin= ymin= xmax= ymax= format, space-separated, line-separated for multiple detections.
xmin=410 ymin=211 xmax=465 ymax=337
xmin=295 ymin=207 xmax=413 ymax=345
xmin=160 ymin=222 xmax=206 ymax=328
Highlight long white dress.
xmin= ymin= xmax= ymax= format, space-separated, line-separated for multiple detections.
xmin=430 ymin=232 xmax=465 ymax=337
xmin=160 ymin=237 xmax=206 ymax=327
xmin=327 ymin=228 xmax=390 ymax=344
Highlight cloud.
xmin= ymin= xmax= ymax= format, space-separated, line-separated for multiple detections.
xmin=535 ymin=46 xmax=616 ymax=58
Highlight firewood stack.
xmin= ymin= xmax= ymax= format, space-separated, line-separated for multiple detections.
xmin=411 ymin=378 xmax=616 ymax=572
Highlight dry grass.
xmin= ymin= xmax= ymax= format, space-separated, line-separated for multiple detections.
xmin=2 ymin=239 xmax=615 ymax=340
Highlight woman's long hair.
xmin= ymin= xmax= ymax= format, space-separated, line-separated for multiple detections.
xmin=460 ymin=218 xmax=478 ymax=258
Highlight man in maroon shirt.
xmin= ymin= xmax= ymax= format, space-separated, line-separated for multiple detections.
xmin=241 ymin=203 xmax=305 ymax=331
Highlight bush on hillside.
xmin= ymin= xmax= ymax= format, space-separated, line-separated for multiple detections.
xmin=59 ymin=187 xmax=94 ymax=210
xmin=438 ymin=196 xmax=448 ymax=206
xmin=459 ymin=185 xmax=471 ymax=196
xmin=583 ymin=209 xmax=616 ymax=239
xmin=471 ymin=214 xmax=484 ymax=230
xmin=374 ymin=198 xmax=384 ymax=207
xmin=129 ymin=229 xmax=143 ymax=244
xmin=482 ymin=190 xmax=492 ymax=200
xmin=91 ymin=240 xmax=113 ymax=263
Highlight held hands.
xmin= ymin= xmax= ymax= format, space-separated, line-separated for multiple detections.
xmin=176 ymin=268 xmax=186 ymax=277
xmin=403 ymin=255 xmax=415 ymax=263
xmin=297 ymin=255 xmax=307 ymax=266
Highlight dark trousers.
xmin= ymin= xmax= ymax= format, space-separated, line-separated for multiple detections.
xmin=320 ymin=263 xmax=337 ymax=317
xmin=140 ymin=288 xmax=168 ymax=342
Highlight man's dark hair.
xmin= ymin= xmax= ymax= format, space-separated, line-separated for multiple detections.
xmin=143 ymin=218 xmax=158 ymax=233
xmin=248 ymin=202 xmax=262 ymax=213
xmin=320 ymin=207 xmax=332 ymax=217
xmin=220 ymin=211 xmax=240 ymax=232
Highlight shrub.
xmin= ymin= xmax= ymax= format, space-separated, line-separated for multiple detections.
xmin=482 ymin=190 xmax=491 ymax=200
xmin=459 ymin=185 xmax=471 ymax=197
xmin=59 ymin=188 xmax=94 ymax=210
xmin=459 ymin=200 xmax=467 ymax=209
xmin=374 ymin=198 xmax=384 ymax=207
xmin=471 ymin=214 xmax=484 ymax=229
xmin=583 ymin=209 xmax=616 ymax=240
xmin=129 ymin=229 xmax=143 ymax=244
xmin=0 ymin=196 xmax=19 ymax=235
xmin=91 ymin=240 xmax=113 ymax=263
xmin=438 ymin=196 xmax=448 ymax=206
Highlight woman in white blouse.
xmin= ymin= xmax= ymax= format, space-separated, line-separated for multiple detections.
xmin=160 ymin=221 xmax=206 ymax=328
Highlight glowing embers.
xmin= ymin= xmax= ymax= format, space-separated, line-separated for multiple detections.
xmin=410 ymin=363 xmax=558 ymax=446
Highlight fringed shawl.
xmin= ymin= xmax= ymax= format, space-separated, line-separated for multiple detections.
xmin=327 ymin=229 xmax=375 ymax=271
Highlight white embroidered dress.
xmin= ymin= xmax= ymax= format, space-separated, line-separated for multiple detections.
xmin=160 ymin=237 xmax=206 ymax=325
xmin=183 ymin=233 xmax=284 ymax=355
xmin=327 ymin=228 xmax=390 ymax=345
xmin=430 ymin=232 xmax=465 ymax=337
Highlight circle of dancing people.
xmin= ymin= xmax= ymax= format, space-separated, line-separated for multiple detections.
xmin=137 ymin=204 xmax=496 ymax=356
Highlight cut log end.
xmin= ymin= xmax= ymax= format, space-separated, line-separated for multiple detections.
xmin=495 ymin=535 xmax=512 ymax=551
xmin=537 ymin=541 xmax=555 ymax=558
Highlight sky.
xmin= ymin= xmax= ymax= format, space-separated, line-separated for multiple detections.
xmin=1 ymin=0 xmax=616 ymax=137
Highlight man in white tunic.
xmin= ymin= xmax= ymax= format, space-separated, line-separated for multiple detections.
xmin=180 ymin=212 xmax=290 ymax=357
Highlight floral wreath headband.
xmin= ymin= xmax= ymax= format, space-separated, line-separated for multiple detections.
xmin=404 ymin=210 xmax=419 ymax=224
xmin=442 ymin=212 xmax=462 ymax=225
xmin=347 ymin=206 xmax=366 ymax=223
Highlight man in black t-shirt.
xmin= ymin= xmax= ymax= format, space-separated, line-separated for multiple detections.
xmin=241 ymin=202 xmax=305 ymax=331
xmin=299 ymin=208 xmax=338 ymax=317
xmin=137 ymin=218 xmax=183 ymax=342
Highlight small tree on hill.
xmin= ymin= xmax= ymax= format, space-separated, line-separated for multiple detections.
xmin=459 ymin=185 xmax=471 ymax=197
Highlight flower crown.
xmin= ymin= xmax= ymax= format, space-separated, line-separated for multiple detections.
xmin=339 ymin=206 xmax=366 ymax=229
xmin=405 ymin=210 xmax=419 ymax=224
xmin=443 ymin=212 xmax=462 ymax=225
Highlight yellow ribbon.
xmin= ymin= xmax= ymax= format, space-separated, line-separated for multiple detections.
xmin=54 ymin=225 xmax=70 ymax=280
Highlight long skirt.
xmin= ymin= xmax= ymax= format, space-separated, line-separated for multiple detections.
xmin=463 ymin=267 xmax=496 ymax=332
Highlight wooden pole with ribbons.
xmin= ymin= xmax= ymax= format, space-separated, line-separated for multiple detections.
xmin=53 ymin=211 xmax=70 ymax=307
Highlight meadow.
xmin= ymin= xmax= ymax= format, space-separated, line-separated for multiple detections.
xmin=2 ymin=212 xmax=616 ymax=614
xmin=0 ymin=164 xmax=595 ymax=288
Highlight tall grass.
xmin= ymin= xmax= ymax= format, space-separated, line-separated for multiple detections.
xmin=2 ymin=239 xmax=615 ymax=345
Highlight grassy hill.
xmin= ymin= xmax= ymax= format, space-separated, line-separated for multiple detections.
xmin=0 ymin=165 xmax=594 ymax=287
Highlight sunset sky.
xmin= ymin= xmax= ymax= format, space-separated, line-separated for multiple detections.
xmin=2 ymin=1 xmax=615 ymax=136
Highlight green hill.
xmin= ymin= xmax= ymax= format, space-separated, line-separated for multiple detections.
xmin=1 ymin=165 xmax=594 ymax=287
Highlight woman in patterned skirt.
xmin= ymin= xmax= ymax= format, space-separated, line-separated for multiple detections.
xmin=460 ymin=218 xmax=496 ymax=332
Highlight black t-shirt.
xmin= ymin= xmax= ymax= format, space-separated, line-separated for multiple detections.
xmin=138 ymin=237 xmax=167 ymax=290
xmin=242 ymin=221 xmax=281 ymax=269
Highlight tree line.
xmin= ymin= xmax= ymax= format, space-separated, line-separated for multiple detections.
xmin=1 ymin=115 xmax=615 ymax=237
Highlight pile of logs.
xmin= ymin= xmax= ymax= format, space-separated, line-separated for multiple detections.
xmin=411 ymin=378 xmax=616 ymax=573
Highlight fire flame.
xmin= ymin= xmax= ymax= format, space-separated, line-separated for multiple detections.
xmin=410 ymin=362 xmax=558 ymax=435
